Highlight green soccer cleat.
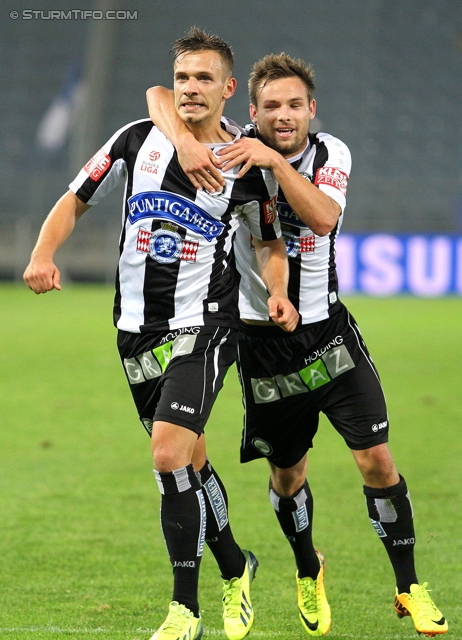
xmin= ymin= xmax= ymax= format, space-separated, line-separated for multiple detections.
xmin=297 ymin=551 xmax=331 ymax=636
xmin=222 ymin=549 xmax=259 ymax=640
xmin=394 ymin=583 xmax=448 ymax=637
xmin=150 ymin=601 xmax=203 ymax=640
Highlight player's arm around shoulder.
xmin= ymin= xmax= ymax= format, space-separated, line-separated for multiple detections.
xmin=216 ymin=135 xmax=282 ymax=178
xmin=146 ymin=86 xmax=224 ymax=193
xmin=270 ymin=153 xmax=342 ymax=236
xmin=23 ymin=191 xmax=90 ymax=294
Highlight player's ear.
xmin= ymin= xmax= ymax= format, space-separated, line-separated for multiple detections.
xmin=223 ymin=77 xmax=237 ymax=100
xmin=309 ymin=99 xmax=316 ymax=119
xmin=249 ymin=103 xmax=257 ymax=124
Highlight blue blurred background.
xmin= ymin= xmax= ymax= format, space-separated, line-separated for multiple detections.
xmin=2 ymin=0 xmax=461 ymax=292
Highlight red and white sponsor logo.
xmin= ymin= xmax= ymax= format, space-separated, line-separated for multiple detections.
xmin=84 ymin=148 xmax=111 ymax=182
xmin=300 ymin=235 xmax=316 ymax=253
xmin=263 ymin=195 xmax=277 ymax=224
xmin=314 ymin=166 xmax=348 ymax=197
xmin=136 ymin=228 xmax=152 ymax=253
xmin=149 ymin=150 xmax=161 ymax=161
xmin=136 ymin=228 xmax=198 ymax=262
xmin=180 ymin=240 xmax=199 ymax=263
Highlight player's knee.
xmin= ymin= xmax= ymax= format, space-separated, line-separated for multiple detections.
xmin=152 ymin=443 xmax=186 ymax=472
xmin=354 ymin=445 xmax=399 ymax=486
xmin=270 ymin=465 xmax=306 ymax=497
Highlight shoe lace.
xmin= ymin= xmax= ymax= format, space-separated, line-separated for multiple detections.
xmin=411 ymin=583 xmax=440 ymax=618
xmin=162 ymin=606 xmax=191 ymax=633
xmin=222 ymin=577 xmax=242 ymax=618
xmin=299 ymin=577 xmax=319 ymax=616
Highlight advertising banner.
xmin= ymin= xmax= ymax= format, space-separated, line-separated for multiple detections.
xmin=336 ymin=234 xmax=462 ymax=296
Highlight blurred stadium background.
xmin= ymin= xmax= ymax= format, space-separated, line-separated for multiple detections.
xmin=2 ymin=0 xmax=461 ymax=292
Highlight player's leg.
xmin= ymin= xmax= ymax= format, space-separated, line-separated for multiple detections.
xmin=238 ymin=320 xmax=330 ymax=636
xmin=152 ymin=420 xmax=205 ymax=620
xmin=323 ymin=307 xmax=447 ymax=636
xmin=192 ymin=436 xmax=257 ymax=640
xmin=351 ymin=444 xmax=448 ymax=636
xmin=269 ymin=457 xmax=330 ymax=637
xmin=269 ymin=456 xmax=319 ymax=579
xmin=194 ymin=443 xmax=246 ymax=581
xmin=351 ymin=444 xmax=417 ymax=592
xmin=118 ymin=326 xmax=238 ymax=640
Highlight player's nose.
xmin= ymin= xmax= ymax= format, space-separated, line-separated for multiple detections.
xmin=184 ymin=77 xmax=199 ymax=94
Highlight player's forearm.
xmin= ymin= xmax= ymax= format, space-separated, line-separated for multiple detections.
xmin=146 ymin=86 xmax=194 ymax=147
xmin=271 ymin=154 xmax=340 ymax=236
xmin=30 ymin=191 xmax=89 ymax=261
xmin=254 ymin=237 xmax=289 ymax=298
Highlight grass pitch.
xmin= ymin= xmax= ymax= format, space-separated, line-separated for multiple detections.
xmin=0 ymin=284 xmax=461 ymax=639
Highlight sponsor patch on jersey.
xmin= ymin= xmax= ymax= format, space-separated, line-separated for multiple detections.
xmin=278 ymin=203 xmax=306 ymax=229
xmin=282 ymin=230 xmax=315 ymax=257
xmin=314 ymin=166 xmax=348 ymax=196
xmin=83 ymin=148 xmax=111 ymax=181
xmin=136 ymin=226 xmax=199 ymax=263
xmin=128 ymin=191 xmax=225 ymax=242
xmin=263 ymin=195 xmax=277 ymax=224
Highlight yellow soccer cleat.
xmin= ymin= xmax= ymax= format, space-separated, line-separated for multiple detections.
xmin=150 ymin=601 xmax=203 ymax=640
xmin=222 ymin=549 xmax=259 ymax=640
xmin=297 ymin=551 xmax=331 ymax=636
xmin=394 ymin=583 xmax=448 ymax=637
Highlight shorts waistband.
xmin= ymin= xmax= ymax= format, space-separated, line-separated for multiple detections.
xmin=239 ymin=300 xmax=344 ymax=337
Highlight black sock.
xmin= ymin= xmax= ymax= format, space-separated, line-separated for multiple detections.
xmin=197 ymin=459 xmax=245 ymax=580
xmin=364 ymin=474 xmax=418 ymax=592
xmin=270 ymin=479 xmax=320 ymax=579
xmin=154 ymin=464 xmax=205 ymax=617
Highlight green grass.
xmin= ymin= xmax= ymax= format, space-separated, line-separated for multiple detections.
xmin=0 ymin=284 xmax=461 ymax=639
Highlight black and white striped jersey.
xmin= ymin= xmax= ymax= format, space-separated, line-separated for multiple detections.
xmin=69 ymin=118 xmax=280 ymax=333
xmin=234 ymin=128 xmax=352 ymax=324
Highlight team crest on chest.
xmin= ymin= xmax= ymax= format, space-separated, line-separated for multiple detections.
xmin=136 ymin=223 xmax=199 ymax=264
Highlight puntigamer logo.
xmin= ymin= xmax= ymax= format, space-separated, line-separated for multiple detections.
xmin=128 ymin=191 xmax=225 ymax=241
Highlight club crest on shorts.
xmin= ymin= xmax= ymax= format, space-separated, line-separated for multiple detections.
xmin=251 ymin=438 xmax=273 ymax=456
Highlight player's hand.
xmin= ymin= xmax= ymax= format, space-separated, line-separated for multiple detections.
xmin=23 ymin=259 xmax=61 ymax=294
xmin=267 ymin=295 xmax=299 ymax=332
xmin=177 ymin=141 xmax=225 ymax=194
xmin=216 ymin=137 xmax=278 ymax=178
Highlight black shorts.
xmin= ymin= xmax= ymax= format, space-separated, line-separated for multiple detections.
xmin=237 ymin=301 xmax=389 ymax=468
xmin=117 ymin=326 xmax=238 ymax=436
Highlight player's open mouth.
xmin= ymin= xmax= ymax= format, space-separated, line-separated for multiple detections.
xmin=182 ymin=102 xmax=204 ymax=110
xmin=275 ymin=128 xmax=294 ymax=138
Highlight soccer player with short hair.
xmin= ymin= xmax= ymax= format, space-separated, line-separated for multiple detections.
xmin=147 ymin=52 xmax=447 ymax=637
xmin=24 ymin=28 xmax=298 ymax=640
